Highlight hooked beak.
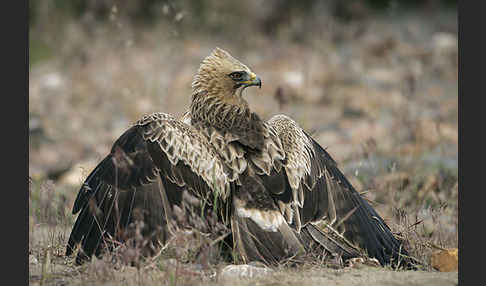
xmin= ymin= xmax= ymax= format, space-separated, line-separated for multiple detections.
xmin=240 ymin=72 xmax=262 ymax=89
xmin=253 ymin=76 xmax=262 ymax=89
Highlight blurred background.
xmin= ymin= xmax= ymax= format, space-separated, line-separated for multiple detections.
xmin=29 ymin=0 xmax=457 ymax=266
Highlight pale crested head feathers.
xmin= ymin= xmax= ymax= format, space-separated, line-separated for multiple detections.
xmin=192 ymin=47 xmax=254 ymax=97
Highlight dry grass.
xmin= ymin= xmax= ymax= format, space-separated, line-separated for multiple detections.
xmin=29 ymin=3 xmax=457 ymax=285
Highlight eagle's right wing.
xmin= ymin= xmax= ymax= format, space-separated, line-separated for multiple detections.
xmin=265 ymin=114 xmax=412 ymax=267
xmin=66 ymin=112 xmax=230 ymax=264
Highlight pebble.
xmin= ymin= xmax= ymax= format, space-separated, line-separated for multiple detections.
xmin=29 ymin=254 xmax=38 ymax=265
xmin=220 ymin=264 xmax=273 ymax=280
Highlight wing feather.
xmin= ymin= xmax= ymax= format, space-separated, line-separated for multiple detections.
xmin=266 ymin=114 xmax=411 ymax=267
xmin=66 ymin=112 xmax=230 ymax=264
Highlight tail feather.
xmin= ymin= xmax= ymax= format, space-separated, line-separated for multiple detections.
xmin=231 ymin=210 xmax=305 ymax=265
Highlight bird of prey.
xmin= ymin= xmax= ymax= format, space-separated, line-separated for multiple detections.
xmin=66 ymin=48 xmax=412 ymax=268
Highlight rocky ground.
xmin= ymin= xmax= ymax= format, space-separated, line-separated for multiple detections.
xmin=29 ymin=4 xmax=458 ymax=285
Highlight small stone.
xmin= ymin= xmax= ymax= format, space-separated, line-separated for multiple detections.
xmin=29 ymin=254 xmax=38 ymax=265
xmin=220 ymin=264 xmax=272 ymax=280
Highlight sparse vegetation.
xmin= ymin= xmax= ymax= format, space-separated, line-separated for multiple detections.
xmin=29 ymin=1 xmax=457 ymax=285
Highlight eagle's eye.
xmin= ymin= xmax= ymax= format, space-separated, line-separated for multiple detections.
xmin=228 ymin=71 xmax=245 ymax=81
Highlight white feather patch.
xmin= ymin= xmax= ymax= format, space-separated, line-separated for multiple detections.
xmin=236 ymin=206 xmax=284 ymax=232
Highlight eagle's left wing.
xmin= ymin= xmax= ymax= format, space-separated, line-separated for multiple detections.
xmin=66 ymin=112 xmax=231 ymax=264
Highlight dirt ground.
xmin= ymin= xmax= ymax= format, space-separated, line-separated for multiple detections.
xmin=29 ymin=262 xmax=458 ymax=286
xmin=28 ymin=225 xmax=457 ymax=286
xmin=29 ymin=2 xmax=458 ymax=285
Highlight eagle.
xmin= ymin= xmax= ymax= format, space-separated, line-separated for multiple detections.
xmin=66 ymin=48 xmax=413 ymax=268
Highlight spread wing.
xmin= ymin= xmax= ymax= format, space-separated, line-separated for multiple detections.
xmin=66 ymin=112 xmax=230 ymax=264
xmin=234 ymin=114 xmax=410 ymax=267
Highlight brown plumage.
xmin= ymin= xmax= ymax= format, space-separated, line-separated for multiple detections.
xmin=66 ymin=48 xmax=414 ymax=268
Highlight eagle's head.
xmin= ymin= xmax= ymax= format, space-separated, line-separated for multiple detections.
xmin=192 ymin=48 xmax=261 ymax=100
